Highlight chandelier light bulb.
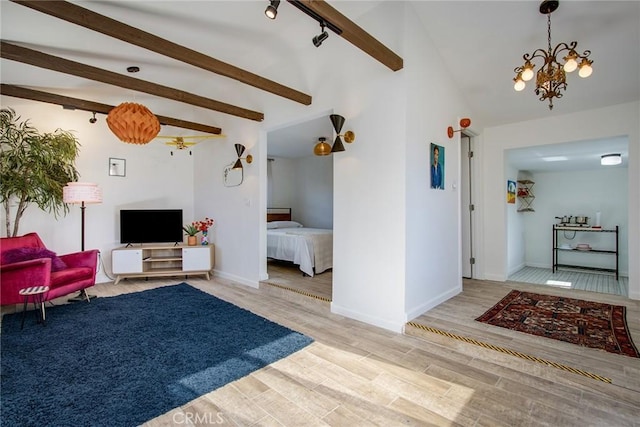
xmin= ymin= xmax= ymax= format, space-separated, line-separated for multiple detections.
xmin=514 ymin=78 xmax=526 ymax=92
xmin=578 ymin=59 xmax=593 ymax=78
xmin=563 ymin=52 xmax=578 ymax=72
xmin=521 ymin=64 xmax=535 ymax=82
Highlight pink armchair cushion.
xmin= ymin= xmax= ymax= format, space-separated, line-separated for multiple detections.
xmin=51 ymin=267 xmax=93 ymax=286
xmin=2 ymin=247 xmax=68 ymax=272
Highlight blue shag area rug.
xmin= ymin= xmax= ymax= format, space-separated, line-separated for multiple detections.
xmin=1 ymin=283 xmax=313 ymax=426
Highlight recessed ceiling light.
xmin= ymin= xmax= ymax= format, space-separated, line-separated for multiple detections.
xmin=601 ymin=154 xmax=622 ymax=166
xmin=126 ymin=66 xmax=140 ymax=73
xmin=542 ymin=156 xmax=568 ymax=162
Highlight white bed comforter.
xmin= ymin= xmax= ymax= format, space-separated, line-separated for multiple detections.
xmin=267 ymin=227 xmax=333 ymax=277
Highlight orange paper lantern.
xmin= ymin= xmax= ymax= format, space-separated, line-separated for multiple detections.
xmin=106 ymin=102 xmax=161 ymax=144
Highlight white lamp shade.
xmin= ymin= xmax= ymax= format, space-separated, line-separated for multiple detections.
xmin=63 ymin=182 xmax=103 ymax=204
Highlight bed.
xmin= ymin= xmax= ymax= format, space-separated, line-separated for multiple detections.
xmin=266 ymin=208 xmax=333 ymax=277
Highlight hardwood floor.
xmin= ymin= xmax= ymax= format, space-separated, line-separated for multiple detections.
xmin=5 ymin=275 xmax=638 ymax=426
xmin=263 ymin=259 xmax=333 ymax=302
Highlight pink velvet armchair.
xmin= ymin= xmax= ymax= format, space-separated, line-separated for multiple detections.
xmin=0 ymin=232 xmax=98 ymax=305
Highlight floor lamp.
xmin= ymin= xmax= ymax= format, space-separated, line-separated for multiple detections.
xmin=63 ymin=182 xmax=103 ymax=302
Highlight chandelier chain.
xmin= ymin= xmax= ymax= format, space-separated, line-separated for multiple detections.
xmin=547 ymin=13 xmax=552 ymax=55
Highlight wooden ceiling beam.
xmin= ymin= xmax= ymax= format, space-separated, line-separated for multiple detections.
xmin=0 ymin=84 xmax=224 ymax=135
xmin=289 ymin=0 xmax=403 ymax=72
xmin=11 ymin=0 xmax=312 ymax=106
xmin=0 ymin=41 xmax=264 ymax=122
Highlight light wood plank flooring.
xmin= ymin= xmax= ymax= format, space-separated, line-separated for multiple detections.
xmin=263 ymin=259 xmax=333 ymax=302
xmin=5 ymin=276 xmax=638 ymax=426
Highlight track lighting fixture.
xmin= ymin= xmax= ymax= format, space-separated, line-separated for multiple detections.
xmin=89 ymin=112 xmax=97 ymax=124
xmin=265 ymin=0 xmax=280 ymax=20
xmin=313 ymin=22 xmax=329 ymax=47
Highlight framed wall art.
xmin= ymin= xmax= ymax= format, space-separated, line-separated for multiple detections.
xmin=109 ymin=158 xmax=126 ymax=177
xmin=507 ymin=180 xmax=516 ymax=203
xmin=430 ymin=143 xmax=445 ymax=190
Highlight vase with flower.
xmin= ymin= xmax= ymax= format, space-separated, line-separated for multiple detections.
xmin=194 ymin=217 xmax=215 ymax=245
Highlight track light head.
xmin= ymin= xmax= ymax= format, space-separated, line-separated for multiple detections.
xmin=313 ymin=22 xmax=329 ymax=47
xmin=89 ymin=112 xmax=97 ymax=124
xmin=265 ymin=0 xmax=280 ymax=19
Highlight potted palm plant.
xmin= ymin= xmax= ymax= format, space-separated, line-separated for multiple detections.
xmin=183 ymin=223 xmax=199 ymax=246
xmin=1 ymin=107 xmax=80 ymax=237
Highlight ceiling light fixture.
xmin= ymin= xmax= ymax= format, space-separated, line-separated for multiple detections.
xmin=106 ymin=102 xmax=161 ymax=144
xmin=513 ymin=0 xmax=593 ymax=110
xmin=313 ymin=21 xmax=329 ymax=47
xmin=313 ymin=137 xmax=331 ymax=156
xmin=265 ymin=0 xmax=280 ymax=20
xmin=601 ymin=154 xmax=622 ymax=166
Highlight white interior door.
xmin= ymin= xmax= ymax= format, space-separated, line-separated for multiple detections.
xmin=461 ymin=133 xmax=474 ymax=278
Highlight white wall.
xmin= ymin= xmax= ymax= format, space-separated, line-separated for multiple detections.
xmin=523 ymin=168 xmax=628 ymax=274
xmin=267 ymin=155 xmax=333 ymax=229
xmin=481 ymin=102 xmax=639 ymax=300
xmin=506 ymin=169 xmax=526 ymax=276
xmin=267 ymin=158 xmax=296 ymax=210
xmin=0 ymin=98 xmax=195 ymax=284
xmin=403 ymin=4 xmax=472 ymax=320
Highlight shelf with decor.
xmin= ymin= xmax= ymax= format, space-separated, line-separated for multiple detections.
xmin=517 ymin=180 xmax=535 ymax=212
xmin=552 ymin=225 xmax=618 ymax=280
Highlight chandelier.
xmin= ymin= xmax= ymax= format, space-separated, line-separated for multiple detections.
xmin=513 ymin=0 xmax=593 ymax=110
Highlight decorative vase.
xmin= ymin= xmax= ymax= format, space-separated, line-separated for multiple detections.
xmin=201 ymin=231 xmax=209 ymax=245
xmin=187 ymin=235 xmax=197 ymax=246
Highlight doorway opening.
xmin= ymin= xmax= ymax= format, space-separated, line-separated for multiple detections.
xmin=262 ymin=113 xmax=334 ymax=303
xmin=461 ymin=132 xmax=474 ymax=279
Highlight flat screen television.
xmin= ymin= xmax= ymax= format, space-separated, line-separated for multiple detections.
xmin=120 ymin=209 xmax=183 ymax=244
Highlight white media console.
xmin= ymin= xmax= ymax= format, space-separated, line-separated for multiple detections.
xmin=112 ymin=244 xmax=214 ymax=284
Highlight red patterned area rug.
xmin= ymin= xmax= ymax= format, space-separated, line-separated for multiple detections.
xmin=475 ymin=290 xmax=639 ymax=358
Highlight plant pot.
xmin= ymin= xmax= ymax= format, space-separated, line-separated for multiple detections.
xmin=187 ymin=236 xmax=197 ymax=246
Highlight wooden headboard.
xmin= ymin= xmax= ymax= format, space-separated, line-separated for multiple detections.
xmin=267 ymin=207 xmax=291 ymax=222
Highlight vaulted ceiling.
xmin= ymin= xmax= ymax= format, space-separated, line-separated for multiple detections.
xmin=1 ymin=1 xmax=639 ymax=162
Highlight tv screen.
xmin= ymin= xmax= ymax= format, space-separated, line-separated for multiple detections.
xmin=120 ymin=209 xmax=183 ymax=244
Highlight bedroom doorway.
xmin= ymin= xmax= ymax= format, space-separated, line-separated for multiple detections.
xmin=263 ymin=112 xmax=335 ymax=303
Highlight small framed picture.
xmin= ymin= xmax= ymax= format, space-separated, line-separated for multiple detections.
xmin=507 ymin=180 xmax=516 ymax=204
xmin=430 ymin=143 xmax=445 ymax=190
xmin=109 ymin=158 xmax=126 ymax=177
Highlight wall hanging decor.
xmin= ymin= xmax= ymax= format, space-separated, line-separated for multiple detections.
xmin=430 ymin=143 xmax=445 ymax=190
xmin=507 ymin=180 xmax=516 ymax=204
xmin=108 ymin=158 xmax=126 ymax=177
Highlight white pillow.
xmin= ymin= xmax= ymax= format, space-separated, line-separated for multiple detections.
xmin=267 ymin=220 xmax=303 ymax=229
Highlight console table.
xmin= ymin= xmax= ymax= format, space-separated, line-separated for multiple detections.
xmin=552 ymin=225 xmax=618 ymax=280
xmin=112 ymin=244 xmax=214 ymax=284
